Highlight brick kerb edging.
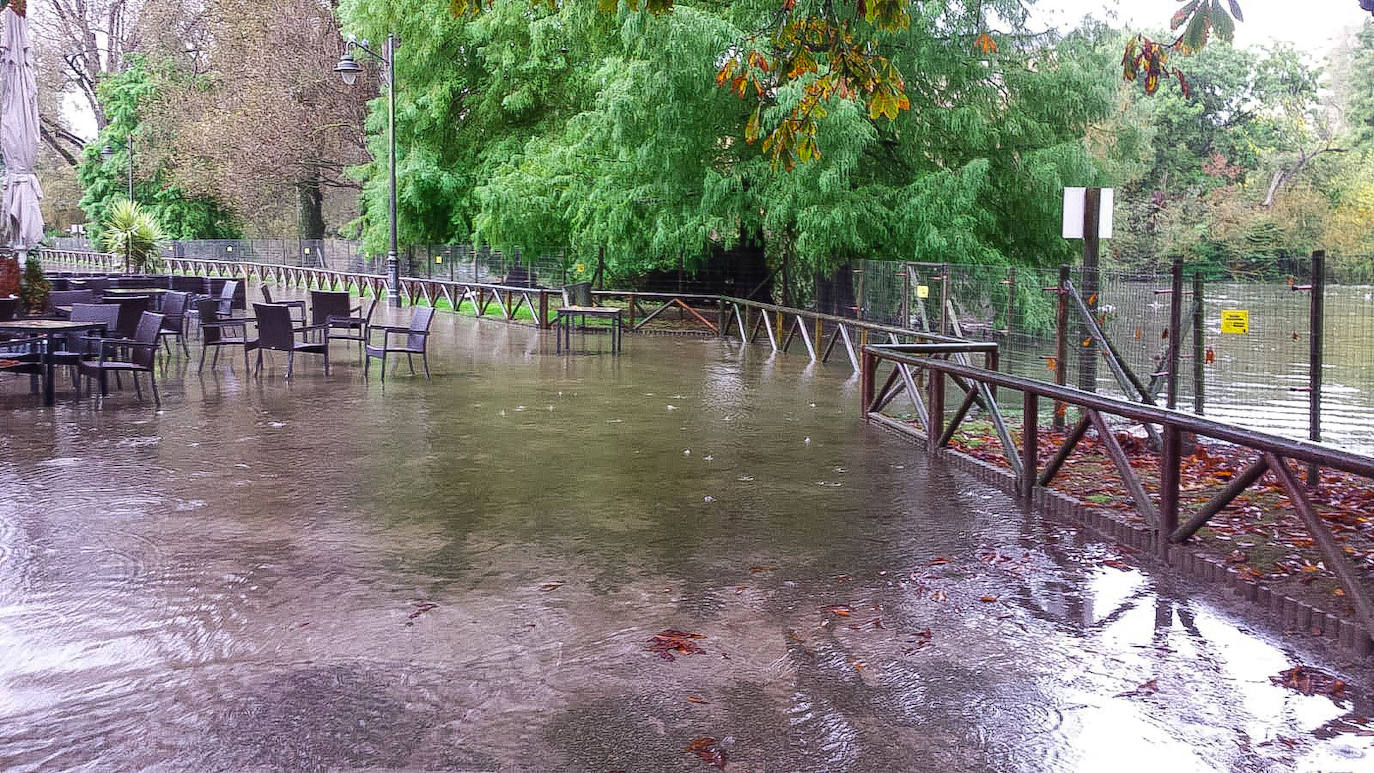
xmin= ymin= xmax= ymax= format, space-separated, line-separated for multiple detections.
xmin=865 ymin=417 xmax=1374 ymax=658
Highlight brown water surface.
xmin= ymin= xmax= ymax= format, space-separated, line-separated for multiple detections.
xmin=1 ymin=308 xmax=1371 ymax=771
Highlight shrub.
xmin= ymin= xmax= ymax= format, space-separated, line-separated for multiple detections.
xmin=101 ymin=199 xmax=167 ymax=273
xmin=20 ymin=253 xmax=49 ymax=312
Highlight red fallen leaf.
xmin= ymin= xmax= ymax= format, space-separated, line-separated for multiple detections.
xmin=749 ymin=565 xmax=778 ymax=573
xmin=930 ymin=589 xmax=947 ymax=602
xmin=980 ymin=595 xmax=998 ymax=603
xmin=1103 ymin=559 xmax=1132 ymax=571
xmin=1115 ymin=678 xmax=1160 ymax=697
xmin=686 ymin=737 xmax=727 ymax=769
xmin=927 ymin=557 xmax=950 ymax=566
xmin=1226 ymin=550 xmax=1248 ymax=564
xmin=1272 ymin=665 xmax=1347 ymax=697
xmin=408 ymin=601 xmax=438 ymax=619
xmin=825 ymin=605 xmax=853 ymax=617
xmin=539 ymin=581 xmax=565 ymax=591
xmin=648 ymin=629 xmax=706 ymax=661
xmin=686 ymin=696 xmax=710 ymax=704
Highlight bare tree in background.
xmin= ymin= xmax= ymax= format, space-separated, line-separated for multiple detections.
xmin=29 ymin=0 xmax=155 ymax=165
xmin=144 ymin=0 xmax=367 ymax=237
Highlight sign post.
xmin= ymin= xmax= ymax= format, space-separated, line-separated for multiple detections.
xmin=1063 ymin=187 xmax=1113 ymax=392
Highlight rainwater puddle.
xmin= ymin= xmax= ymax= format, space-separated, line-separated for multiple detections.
xmin=0 ymin=301 xmax=1371 ymax=771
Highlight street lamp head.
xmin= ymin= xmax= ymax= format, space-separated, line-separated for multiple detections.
xmin=334 ymin=51 xmax=363 ymax=86
xmin=100 ymin=144 xmax=114 ymax=161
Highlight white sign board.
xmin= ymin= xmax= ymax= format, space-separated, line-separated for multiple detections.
xmin=1062 ymin=187 xmax=1114 ymax=239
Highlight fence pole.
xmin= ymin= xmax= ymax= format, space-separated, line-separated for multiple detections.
xmin=938 ymin=263 xmax=950 ymax=335
xmin=1167 ymin=258 xmax=1183 ymax=410
xmin=1004 ymin=265 xmax=1016 ymax=338
xmin=1078 ymin=187 xmax=1101 ymax=393
xmin=1159 ymin=424 xmax=1182 ymax=563
xmin=928 ymin=369 xmax=945 ymax=455
xmin=902 ymin=265 xmax=911 ymax=327
xmin=1021 ymin=392 xmax=1038 ymax=501
xmin=1055 ymin=265 xmax=1069 ymax=431
xmin=1192 ymin=271 xmax=1205 ymax=415
xmin=1309 ymin=250 xmax=1326 ymax=487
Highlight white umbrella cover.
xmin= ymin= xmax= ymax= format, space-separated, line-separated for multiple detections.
xmin=1 ymin=7 xmax=43 ymax=250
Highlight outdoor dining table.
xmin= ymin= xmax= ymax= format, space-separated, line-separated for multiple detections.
xmin=0 ymin=318 xmax=109 ymax=405
xmin=103 ymin=288 xmax=169 ymax=310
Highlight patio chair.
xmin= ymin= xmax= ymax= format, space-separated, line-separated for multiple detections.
xmin=106 ymin=295 xmax=151 ymax=339
xmin=0 ymin=334 xmax=45 ymax=395
xmin=253 ymin=302 xmax=328 ymax=379
xmin=561 ymin=281 xmax=595 ymax=307
xmin=309 ymin=290 xmax=357 ymax=326
xmin=215 ymin=280 xmax=240 ymax=317
xmin=156 ymin=291 xmax=192 ymax=355
xmin=50 ymin=303 xmax=120 ymax=385
xmin=78 ymin=311 xmax=165 ymax=405
xmin=261 ymin=285 xmax=306 ymax=325
xmin=325 ymin=293 xmax=379 ymax=361
xmin=364 ymin=306 xmax=434 ymax=381
xmin=47 ymin=289 xmax=98 ymax=314
xmin=75 ymin=277 xmax=111 ymax=293
xmin=194 ymin=297 xmax=258 ymax=373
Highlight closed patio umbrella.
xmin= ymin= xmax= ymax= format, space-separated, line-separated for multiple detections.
xmin=1 ymin=5 xmax=43 ymax=251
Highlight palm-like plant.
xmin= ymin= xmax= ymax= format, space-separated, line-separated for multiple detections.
xmin=101 ymin=199 xmax=167 ymax=273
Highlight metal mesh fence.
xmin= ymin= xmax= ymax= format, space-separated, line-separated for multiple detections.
xmin=849 ymin=256 xmax=1374 ymax=453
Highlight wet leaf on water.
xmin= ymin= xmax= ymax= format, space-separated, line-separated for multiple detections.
xmin=1272 ymin=665 xmax=1347 ymax=697
xmin=408 ymin=601 xmax=439 ymax=619
xmin=980 ymin=595 xmax=998 ymax=603
xmin=825 ymin=604 xmax=853 ymax=617
xmin=1102 ymin=559 xmax=1132 ymax=572
xmin=685 ymin=737 xmax=727 ymax=768
xmin=927 ymin=557 xmax=950 ymax=566
xmin=902 ymin=627 xmax=933 ymax=654
xmin=749 ymin=565 xmax=778 ymax=573
xmin=539 ymin=581 xmax=565 ymax=591
xmin=648 ymin=629 xmax=707 ymax=661
xmin=1114 ymin=678 xmax=1160 ymax=698
xmin=687 ymin=696 xmax=710 ymax=704
xmin=930 ymin=589 xmax=947 ymax=602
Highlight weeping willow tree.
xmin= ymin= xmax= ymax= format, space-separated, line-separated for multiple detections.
xmin=338 ymin=0 xmax=1115 ymax=282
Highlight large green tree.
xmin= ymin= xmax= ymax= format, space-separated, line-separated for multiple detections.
xmin=338 ymin=0 xmax=1114 ymax=279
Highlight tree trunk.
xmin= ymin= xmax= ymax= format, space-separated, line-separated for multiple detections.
xmin=297 ymin=174 xmax=325 ymax=240
xmin=814 ymin=264 xmax=858 ymax=318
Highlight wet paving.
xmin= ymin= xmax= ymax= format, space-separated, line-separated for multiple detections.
xmin=2 ymin=301 xmax=1373 ymax=771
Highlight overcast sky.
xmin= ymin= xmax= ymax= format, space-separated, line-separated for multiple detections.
xmin=1029 ymin=0 xmax=1370 ymax=57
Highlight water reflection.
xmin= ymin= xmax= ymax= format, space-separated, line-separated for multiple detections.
xmin=0 ymin=308 xmax=1371 ymax=770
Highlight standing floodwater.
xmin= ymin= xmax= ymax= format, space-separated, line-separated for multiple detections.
xmin=1 ymin=312 xmax=1371 ymax=771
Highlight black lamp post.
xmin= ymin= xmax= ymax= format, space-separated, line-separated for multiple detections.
xmin=100 ymin=135 xmax=134 ymax=202
xmin=335 ymin=36 xmax=402 ymax=308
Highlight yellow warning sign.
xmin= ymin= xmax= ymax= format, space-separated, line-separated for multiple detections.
xmin=1220 ymin=309 xmax=1249 ymax=334
xmin=435 ymin=255 xmax=443 ymax=264
xmin=916 ymin=285 xmax=930 ymax=299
